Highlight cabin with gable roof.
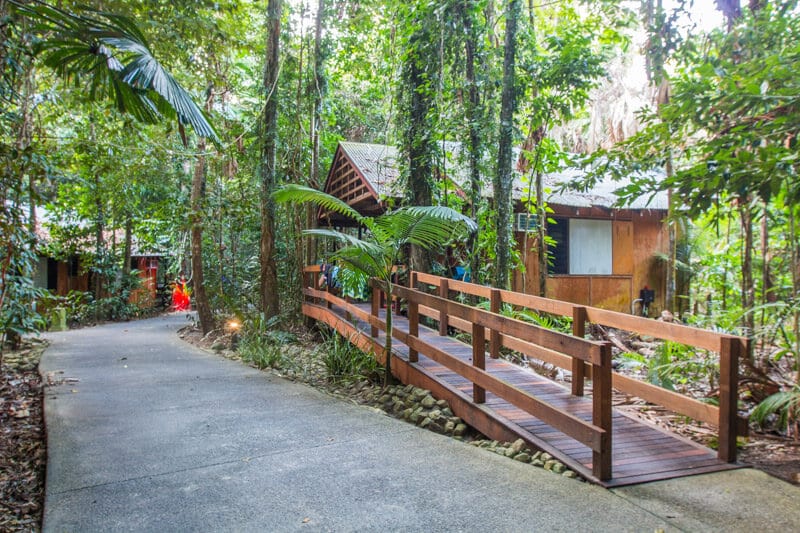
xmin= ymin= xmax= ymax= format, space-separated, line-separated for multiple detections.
xmin=320 ymin=141 xmax=670 ymax=315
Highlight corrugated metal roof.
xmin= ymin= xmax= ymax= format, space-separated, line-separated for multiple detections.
xmin=339 ymin=142 xmax=401 ymax=198
xmin=335 ymin=141 xmax=668 ymax=211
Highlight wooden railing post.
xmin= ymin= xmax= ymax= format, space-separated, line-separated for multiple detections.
xmin=592 ymin=342 xmax=613 ymax=481
xmin=370 ymin=279 xmax=380 ymax=338
xmin=490 ymin=289 xmax=502 ymax=359
xmin=719 ymin=336 xmax=742 ymax=463
xmin=408 ymin=273 xmax=419 ymax=362
xmin=472 ymin=320 xmax=486 ymax=403
xmin=438 ymin=279 xmax=449 ymax=336
xmin=572 ymin=306 xmax=587 ymax=396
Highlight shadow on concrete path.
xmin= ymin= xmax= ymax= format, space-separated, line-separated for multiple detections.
xmin=40 ymin=314 xmax=800 ymax=532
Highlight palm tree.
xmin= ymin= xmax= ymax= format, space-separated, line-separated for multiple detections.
xmin=273 ymin=184 xmax=477 ymax=386
xmin=9 ymin=0 xmax=218 ymax=143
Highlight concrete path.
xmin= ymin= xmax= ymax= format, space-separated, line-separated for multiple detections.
xmin=41 ymin=314 xmax=800 ymax=532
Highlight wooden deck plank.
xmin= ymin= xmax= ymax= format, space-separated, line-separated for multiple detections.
xmin=310 ymin=301 xmax=741 ymax=487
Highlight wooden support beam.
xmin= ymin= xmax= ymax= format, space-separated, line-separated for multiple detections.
xmin=718 ymin=336 xmax=743 ymax=462
xmin=592 ymin=342 xmax=613 ymax=480
xmin=370 ymin=282 xmax=380 ymax=338
xmin=438 ymin=279 xmax=449 ymax=336
xmin=408 ymin=273 xmax=419 ymax=362
xmin=572 ymin=306 xmax=587 ymax=396
xmin=473 ymin=321 xmax=486 ymax=403
xmin=490 ymin=289 xmax=502 ymax=359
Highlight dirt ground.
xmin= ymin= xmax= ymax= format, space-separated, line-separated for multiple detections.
xmin=0 ymin=340 xmax=47 ymax=532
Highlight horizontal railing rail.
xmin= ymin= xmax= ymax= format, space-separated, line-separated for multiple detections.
xmin=410 ymin=271 xmax=748 ymax=463
xmin=303 ymin=276 xmax=614 ymax=480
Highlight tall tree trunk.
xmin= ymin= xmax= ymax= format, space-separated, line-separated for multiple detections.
xmin=307 ymin=0 xmax=326 ymax=267
xmin=93 ymin=172 xmax=105 ymax=307
xmin=191 ymin=139 xmax=214 ymax=333
xmin=759 ymin=203 xmax=769 ymax=328
xmin=259 ymin=0 xmax=282 ymax=319
xmin=122 ymin=215 xmax=132 ymax=277
xmin=644 ymin=0 xmax=678 ymax=312
xmin=739 ymin=199 xmax=755 ymax=362
xmin=790 ymin=207 xmax=800 ymax=384
xmin=401 ymin=13 xmax=436 ymax=273
xmin=536 ymin=169 xmax=547 ymax=297
xmin=461 ymin=0 xmax=483 ymax=286
xmin=190 ymin=89 xmax=215 ymax=335
xmin=493 ymin=0 xmax=520 ymax=290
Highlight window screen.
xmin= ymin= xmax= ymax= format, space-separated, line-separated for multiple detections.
xmin=569 ymin=219 xmax=612 ymax=275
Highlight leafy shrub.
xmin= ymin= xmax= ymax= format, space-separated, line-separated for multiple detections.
xmin=751 ymin=386 xmax=800 ymax=438
xmin=650 ymin=340 xmax=718 ymax=391
xmin=319 ymin=327 xmax=381 ymax=383
xmin=1 ymin=274 xmax=46 ymax=351
xmin=238 ymin=314 xmax=296 ymax=369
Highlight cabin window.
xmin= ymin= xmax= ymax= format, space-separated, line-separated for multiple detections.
xmin=548 ymin=218 xmax=613 ymax=275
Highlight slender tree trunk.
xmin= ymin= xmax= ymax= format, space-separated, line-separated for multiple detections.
xmin=493 ymin=0 xmax=520 ymax=290
xmin=790 ymin=207 xmax=800 ymax=384
xmin=93 ymin=172 xmax=105 ymax=306
xmin=307 ymin=0 xmax=325 ymax=267
xmin=536 ymin=170 xmax=547 ymax=296
xmin=759 ymin=203 xmax=769 ymax=325
xmin=740 ymin=199 xmax=755 ymax=364
xmin=402 ymin=15 xmax=436 ymax=273
xmin=123 ymin=215 xmax=132 ymax=277
xmin=259 ymin=0 xmax=282 ymax=319
xmin=191 ymin=139 xmax=214 ymax=334
xmin=462 ymin=0 xmax=483 ymax=286
xmin=190 ymin=89 xmax=215 ymax=335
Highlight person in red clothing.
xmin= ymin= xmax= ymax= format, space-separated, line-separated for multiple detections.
xmin=171 ymin=272 xmax=191 ymax=311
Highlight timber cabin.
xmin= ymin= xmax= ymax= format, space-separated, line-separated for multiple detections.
xmin=321 ymin=141 xmax=669 ymax=315
xmin=31 ymin=207 xmax=168 ymax=307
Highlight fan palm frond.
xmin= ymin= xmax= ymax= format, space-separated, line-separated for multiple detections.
xmin=375 ymin=205 xmax=477 ymax=249
xmin=274 ymin=185 xmax=367 ymax=225
xmin=11 ymin=0 xmax=218 ymax=143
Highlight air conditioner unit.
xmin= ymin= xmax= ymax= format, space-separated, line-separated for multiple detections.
xmin=514 ymin=212 xmax=537 ymax=232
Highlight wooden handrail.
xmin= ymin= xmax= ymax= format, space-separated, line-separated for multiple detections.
xmin=408 ymin=271 xmax=749 ymax=463
xmin=305 ymin=284 xmax=613 ymax=477
xmin=367 ymin=279 xmax=613 ymax=479
xmin=390 ymin=283 xmax=608 ymax=366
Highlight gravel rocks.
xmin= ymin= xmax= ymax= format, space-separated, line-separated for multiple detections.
xmin=469 ymin=439 xmax=582 ymax=480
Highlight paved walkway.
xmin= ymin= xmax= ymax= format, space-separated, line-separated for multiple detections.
xmin=41 ymin=314 xmax=800 ymax=532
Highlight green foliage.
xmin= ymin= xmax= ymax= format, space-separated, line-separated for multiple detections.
xmin=1 ymin=273 xmax=46 ymax=349
xmin=319 ymin=328 xmax=381 ymax=383
xmin=11 ymin=0 xmax=218 ymax=142
xmin=477 ymin=300 xmax=572 ymax=334
xmin=238 ymin=314 xmax=297 ymax=370
xmin=275 ymin=183 xmax=476 ymax=385
xmin=751 ymin=386 xmax=800 ymax=437
xmin=649 ymin=340 xmax=719 ymax=392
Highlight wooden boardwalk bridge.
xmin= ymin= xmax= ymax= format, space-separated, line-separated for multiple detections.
xmin=302 ymin=267 xmax=749 ymax=487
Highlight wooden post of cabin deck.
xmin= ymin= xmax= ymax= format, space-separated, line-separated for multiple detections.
xmin=408 ymin=273 xmax=419 ymax=362
xmin=472 ymin=320 xmax=486 ymax=403
xmin=490 ymin=289 xmax=502 ymax=359
xmin=572 ymin=306 xmax=587 ymax=396
xmin=370 ymin=280 xmax=380 ymax=338
xmin=438 ymin=279 xmax=449 ymax=336
xmin=592 ymin=342 xmax=613 ymax=481
xmin=719 ymin=336 xmax=742 ymax=463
